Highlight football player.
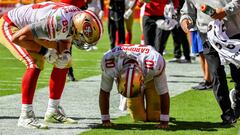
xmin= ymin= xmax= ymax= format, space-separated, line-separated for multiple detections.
xmin=99 ymin=44 xmax=170 ymax=129
xmin=0 ymin=1 xmax=103 ymax=129
xmin=124 ymin=0 xmax=137 ymax=44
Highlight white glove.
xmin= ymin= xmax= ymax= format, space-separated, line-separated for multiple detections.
xmin=156 ymin=19 xmax=178 ymax=30
xmin=55 ymin=50 xmax=71 ymax=69
xmin=98 ymin=10 xmax=104 ymax=19
xmin=44 ymin=48 xmax=58 ymax=64
xmin=124 ymin=9 xmax=133 ymax=19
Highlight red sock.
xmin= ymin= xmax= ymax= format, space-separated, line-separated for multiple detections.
xmin=115 ymin=31 xmax=119 ymax=45
xmin=22 ymin=68 xmax=40 ymax=104
xmin=141 ymin=34 xmax=144 ymax=45
xmin=49 ymin=67 xmax=68 ymax=99
xmin=125 ymin=32 xmax=132 ymax=44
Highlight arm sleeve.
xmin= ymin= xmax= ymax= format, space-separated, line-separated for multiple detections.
xmin=224 ymin=0 xmax=240 ymax=15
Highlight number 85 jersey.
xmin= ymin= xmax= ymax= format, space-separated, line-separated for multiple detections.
xmin=5 ymin=1 xmax=80 ymax=40
xmin=100 ymin=44 xmax=168 ymax=95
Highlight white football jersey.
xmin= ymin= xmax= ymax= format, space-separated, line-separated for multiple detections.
xmin=101 ymin=44 xmax=168 ymax=95
xmin=6 ymin=2 xmax=80 ymax=40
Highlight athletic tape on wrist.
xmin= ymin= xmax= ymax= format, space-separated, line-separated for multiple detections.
xmin=160 ymin=114 xmax=169 ymax=121
xmin=101 ymin=114 xmax=110 ymax=121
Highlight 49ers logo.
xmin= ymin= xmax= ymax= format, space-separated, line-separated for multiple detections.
xmin=83 ymin=22 xmax=93 ymax=38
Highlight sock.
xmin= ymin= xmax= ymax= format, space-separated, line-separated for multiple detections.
xmin=22 ymin=68 xmax=40 ymax=104
xmin=49 ymin=67 xmax=68 ymax=99
xmin=125 ymin=32 xmax=132 ymax=44
xmin=46 ymin=98 xmax=60 ymax=114
xmin=141 ymin=34 xmax=144 ymax=45
xmin=20 ymin=104 xmax=33 ymax=116
xmin=115 ymin=31 xmax=119 ymax=45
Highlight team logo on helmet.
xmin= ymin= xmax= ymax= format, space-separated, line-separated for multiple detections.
xmin=72 ymin=10 xmax=103 ymax=48
xmin=83 ymin=22 xmax=93 ymax=38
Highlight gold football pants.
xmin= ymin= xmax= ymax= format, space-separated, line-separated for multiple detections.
xmin=127 ymin=80 xmax=161 ymax=122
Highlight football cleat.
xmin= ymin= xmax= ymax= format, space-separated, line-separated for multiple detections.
xmin=229 ymin=89 xmax=240 ymax=119
xmin=44 ymin=106 xmax=77 ymax=124
xmin=117 ymin=59 xmax=144 ymax=98
xmin=18 ymin=110 xmax=48 ymax=129
xmin=229 ymin=89 xmax=236 ymax=109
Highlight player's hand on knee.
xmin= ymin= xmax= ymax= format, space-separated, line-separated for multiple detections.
xmin=43 ymin=48 xmax=58 ymax=64
xmin=155 ymin=121 xmax=169 ymax=129
xmin=55 ymin=50 xmax=71 ymax=69
xmin=102 ymin=120 xmax=113 ymax=127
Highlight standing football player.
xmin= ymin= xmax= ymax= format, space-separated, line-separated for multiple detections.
xmin=0 ymin=1 xmax=103 ymax=129
xmin=123 ymin=0 xmax=137 ymax=44
xmin=99 ymin=44 xmax=170 ymax=129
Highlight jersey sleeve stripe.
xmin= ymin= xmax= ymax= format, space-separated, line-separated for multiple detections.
xmin=47 ymin=16 xmax=52 ymax=39
xmin=51 ymin=16 xmax=55 ymax=39
xmin=2 ymin=21 xmax=34 ymax=68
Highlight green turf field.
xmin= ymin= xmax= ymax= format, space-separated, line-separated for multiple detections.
xmin=1 ymin=21 xmax=238 ymax=135
xmin=81 ymin=90 xmax=240 ymax=135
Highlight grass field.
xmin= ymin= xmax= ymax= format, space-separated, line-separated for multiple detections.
xmin=1 ymin=21 xmax=239 ymax=134
xmin=81 ymin=90 xmax=240 ymax=135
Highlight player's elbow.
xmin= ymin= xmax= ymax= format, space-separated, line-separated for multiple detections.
xmin=11 ymin=35 xmax=26 ymax=44
xmin=11 ymin=25 xmax=32 ymax=44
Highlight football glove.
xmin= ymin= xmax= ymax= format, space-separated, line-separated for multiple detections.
xmin=55 ymin=50 xmax=71 ymax=69
xmin=43 ymin=48 xmax=58 ymax=64
xmin=98 ymin=10 xmax=104 ymax=19
xmin=156 ymin=19 xmax=178 ymax=31
xmin=124 ymin=9 xmax=133 ymax=19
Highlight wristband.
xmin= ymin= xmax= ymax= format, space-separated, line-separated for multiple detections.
xmin=101 ymin=114 xmax=110 ymax=121
xmin=39 ymin=46 xmax=48 ymax=55
xmin=160 ymin=114 xmax=169 ymax=121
